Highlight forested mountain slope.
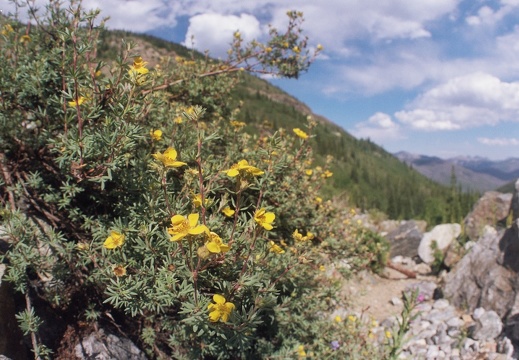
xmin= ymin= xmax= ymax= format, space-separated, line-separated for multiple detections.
xmin=98 ymin=29 xmax=479 ymax=224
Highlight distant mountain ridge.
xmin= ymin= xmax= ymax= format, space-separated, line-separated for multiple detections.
xmin=394 ymin=152 xmax=519 ymax=192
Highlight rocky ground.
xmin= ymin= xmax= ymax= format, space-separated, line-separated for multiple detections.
xmin=339 ymin=257 xmax=515 ymax=360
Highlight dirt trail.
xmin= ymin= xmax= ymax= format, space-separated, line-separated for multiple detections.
xmin=342 ymin=270 xmax=438 ymax=321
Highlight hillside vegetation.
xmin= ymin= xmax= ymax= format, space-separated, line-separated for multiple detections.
xmin=96 ymin=30 xmax=480 ymax=226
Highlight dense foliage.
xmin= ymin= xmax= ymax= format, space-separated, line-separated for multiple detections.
xmin=0 ymin=1 xmax=396 ymax=359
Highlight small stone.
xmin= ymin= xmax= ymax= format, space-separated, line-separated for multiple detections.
xmin=480 ymin=340 xmax=497 ymax=353
xmin=414 ymin=262 xmax=432 ymax=275
xmin=471 ymin=310 xmax=502 ymax=341
xmin=497 ymin=336 xmax=514 ymax=357
xmin=461 ymin=314 xmax=474 ymax=324
xmin=451 ymin=348 xmax=460 ymax=357
xmin=415 ymin=303 xmax=432 ymax=312
xmin=433 ymin=299 xmax=450 ymax=310
xmin=391 ymin=297 xmax=403 ymax=306
xmin=401 ymin=256 xmax=414 ymax=265
xmin=392 ymin=255 xmax=404 ymax=264
xmin=447 ymin=317 xmax=464 ymax=328
xmin=473 ymin=307 xmax=485 ymax=320
xmin=426 ymin=344 xmax=440 ymax=358
xmin=463 ymin=338 xmax=480 ymax=352
xmin=448 ymin=329 xmax=461 ymax=338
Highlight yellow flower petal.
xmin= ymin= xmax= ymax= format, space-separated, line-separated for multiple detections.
xmin=227 ymin=168 xmax=239 ymax=177
xmin=187 ymin=213 xmax=199 ymax=227
xmin=171 ymin=215 xmax=185 ymax=225
xmin=206 ymin=242 xmax=220 ymax=253
xmin=213 ymin=294 xmax=226 ymax=304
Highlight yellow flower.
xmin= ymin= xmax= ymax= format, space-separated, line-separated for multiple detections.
xmin=19 ymin=34 xmax=31 ymax=43
xmin=103 ymin=231 xmax=125 ymax=250
xmin=192 ymin=194 xmax=211 ymax=208
xmin=150 ymin=129 xmax=162 ymax=141
xmin=76 ymin=242 xmax=89 ymax=251
xmin=269 ymin=241 xmax=285 ymax=254
xmin=68 ymin=96 xmax=86 ymax=107
xmin=317 ymin=44 xmax=324 ymax=51
xmin=293 ymin=229 xmax=305 ymax=241
xmin=222 ymin=206 xmax=235 ymax=217
xmin=1 ymin=24 xmax=14 ymax=35
xmin=113 ymin=265 xmax=126 ymax=277
xmin=225 ymin=159 xmax=264 ymax=178
xmin=297 ymin=345 xmax=306 ymax=357
xmin=152 ymin=147 xmax=187 ymax=168
xmin=206 ymin=232 xmax=230 ymax=254
xmin=319 ymin=265 xmax=325 ymax=271
xmin=167 ymin=213 xmax=208 ymax=241
xmin=334 ymin=315 xmax=342 ymax=323
xmin=254 ymin=208 xmax=275 ymax=230
xmin=293 ymin=128 xmax=308 ymax=139
xmin=385 ymin=330 xmax=392 ymax=339
xmin=130 ymin=56 xmax=149 ymax=74
xmin=173 ymin=116 xmax=183 ymax=124
xmin=348 ymin=315 xmax=357 ymax=323
xmin=321 ymin=170 xmax=333 ymax=178
xmin=305 ymin=169 xmax=313 ymax=176
xmin=208 ymin=294 xmax=235 ymax=322
xmin=128 ymin=56 xmax=149 ymax=83
xmin=314 ymin=197 xmax=322 ymax=204
xmin=293 ymin=46 xmax=301 ymax=53
xmin=293 ymin=229 xmax=314 ymax=242
xmin=230 ymin=120 xmax=246 ymax=129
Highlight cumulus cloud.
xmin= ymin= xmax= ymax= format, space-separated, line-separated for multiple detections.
xmin=395 ymin=72 xmax=519 ymax=131
xmin=352 ymin=112 xmax=403 ymax=141
xmin=466 ymin=1 xmax=519 ymax=26
xmin=268 ymin=0 xmax=456 ymax=50
xmin=2 ymin=0 xmax=179 ymax=32
xmin=478 ymin=137 xmax=519 ymax=146
xmin=182 ymin=13 xmax=261 ymax=56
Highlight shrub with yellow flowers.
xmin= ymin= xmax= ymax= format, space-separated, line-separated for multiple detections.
xmin=0 ymin=2 xmax=390 ymax=359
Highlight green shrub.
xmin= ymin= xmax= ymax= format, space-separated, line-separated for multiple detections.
xmin=0 ymin=2 xmax=390 ymax=358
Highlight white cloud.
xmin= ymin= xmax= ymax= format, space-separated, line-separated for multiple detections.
xmin=182 ymin=13 xmax=261 ymax=56
xmin=352 ymin=112 xmax=403 ymax=140
xmin=2 ymin=0 xmax=179 ymax=32
xmin=478 ymin=137 xmax=519 ymax=146
xmin=466 ymin=1 xmax=519 ymax=26
xmin=368 ymin=112 xmax=399 ymax=129
xmin=395 ymin=72 xmax=519 ymax=131
xmin=466 ymin=6 xmax=499 ymax=26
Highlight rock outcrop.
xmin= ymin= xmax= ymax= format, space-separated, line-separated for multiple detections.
xmin=384 ymin=220 xmax=426 ymax=258
xmin=444 ymin=220 xmax=519 ymax=352
xmin=464 ymin=191 xmax=513 ymax=241
xmin=418 ymin=223 xmax=461 ymax=264
xmin=75 ymin=328 xmax=147 ymax=360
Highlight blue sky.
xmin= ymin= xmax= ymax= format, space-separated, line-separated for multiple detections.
xmin=5 ymin=0 xmax=519 ymax=160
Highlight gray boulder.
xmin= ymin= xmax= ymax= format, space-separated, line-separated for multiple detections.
xmin=444 ymin=219 xmax=519 ymax=348
xmin=384 ymin=220 xmax=426 ymax=258
xmin=464 ymin=191 xmax=513 ymax=241
xmin=418 ymin=224 xmax=461 ymax=264
xmin=75 ymin=328 xmax=147 ymax=360
xmin=444 ymin=223 xmax=519 ymax=316
xmin=470 ymin=309 xmax=503 ymax=341
xmin=512 ymin=179 xmax=519 ymax=220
